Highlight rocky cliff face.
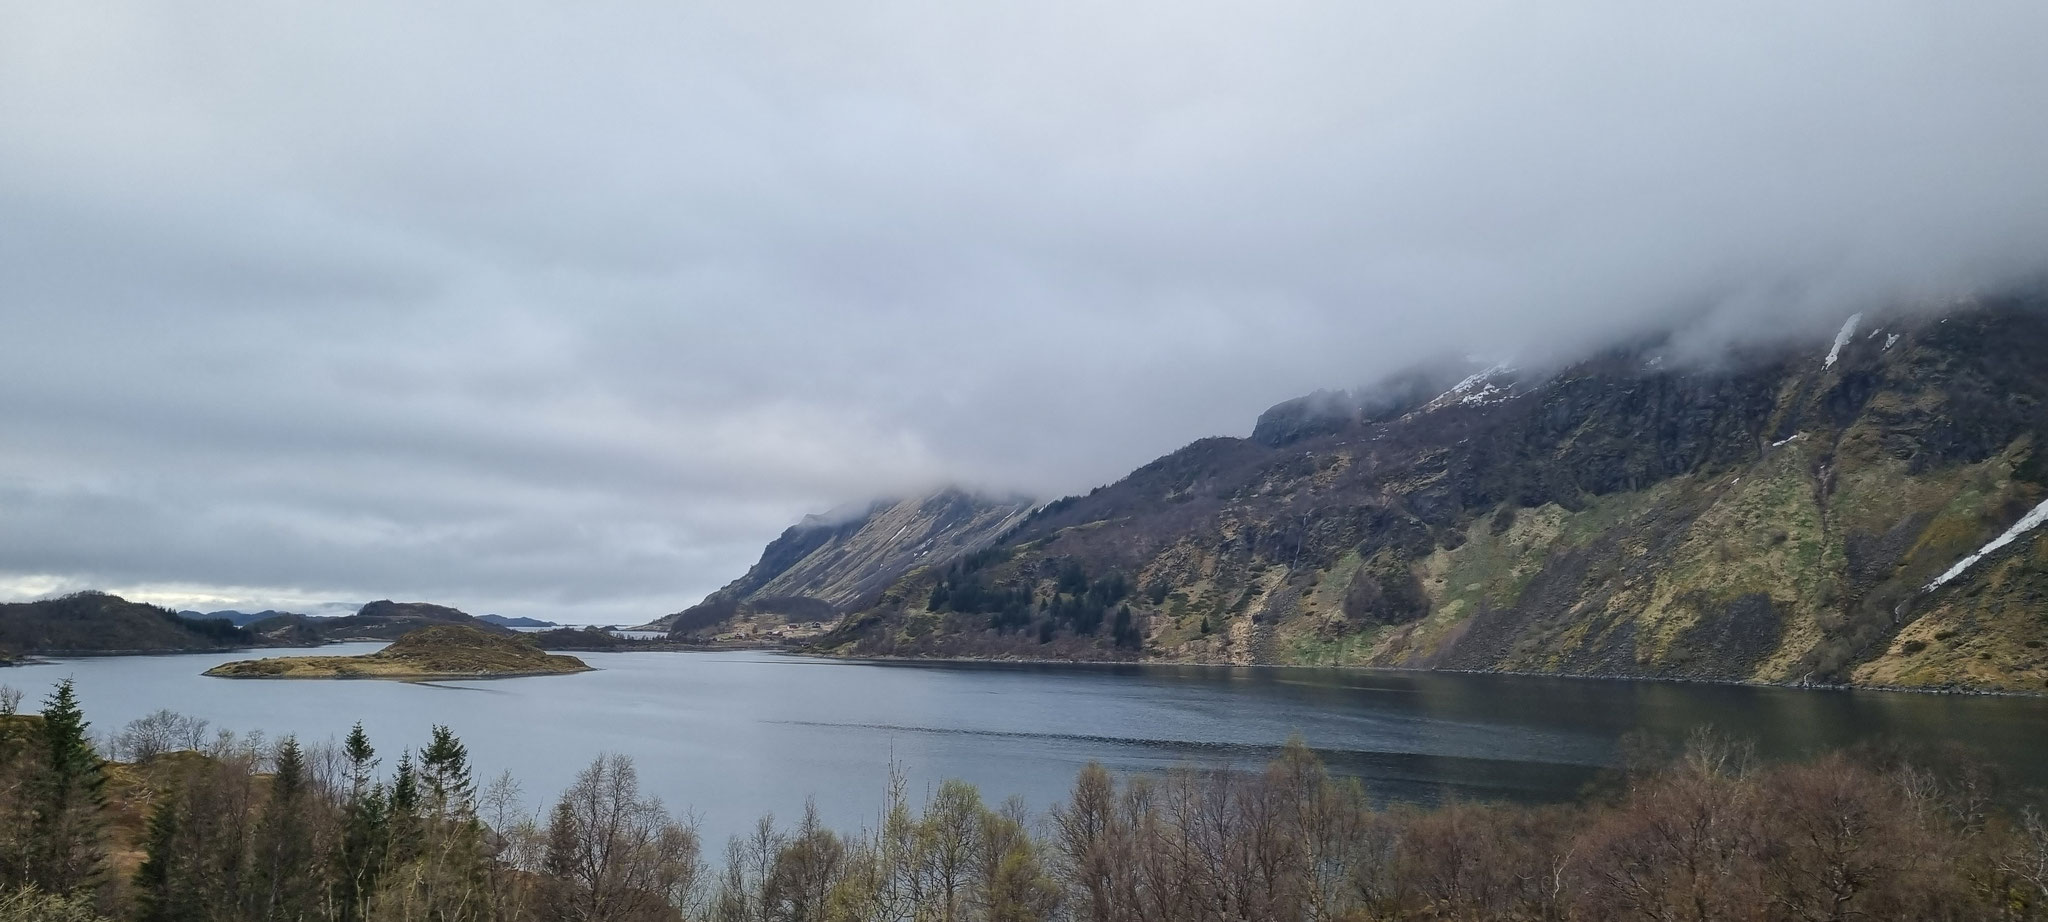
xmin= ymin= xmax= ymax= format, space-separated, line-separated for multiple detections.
xmin=658 ymin=489 xmax=1035 ymax=637
xmin=820 ymin=295 xmax=2048 ymax=693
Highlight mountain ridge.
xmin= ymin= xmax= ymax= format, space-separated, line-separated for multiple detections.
xmin=652 ymin=488 xmax=1035 ymax=637
xmin=250 ymin=599 xmax=513 ymax=643
xmin=0 ymin=595 xmax=517 ymax=657
xmin=807 ymin=294 xmax=2048 ymax=693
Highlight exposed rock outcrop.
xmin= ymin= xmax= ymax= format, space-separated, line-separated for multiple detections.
xmin=653 ymin=489 xmax=1035 ymax=638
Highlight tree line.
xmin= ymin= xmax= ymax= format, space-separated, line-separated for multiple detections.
xmin=928 ymin=559 xmax=1140 ymax=649
xmin=4 ymin=679 xmax=2048 ymax=920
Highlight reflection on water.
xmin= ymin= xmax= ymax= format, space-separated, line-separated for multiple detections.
xmin=6 ymin=648 xmax=2046 ymax=844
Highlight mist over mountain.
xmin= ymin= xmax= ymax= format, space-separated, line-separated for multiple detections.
xmin=653 ymin=489 xmax=1033 ymax=635
xmin=806 ymin=294 xmax=2048 ymax=692
xmin=1 ymin=2 xmax=2045 ymax=621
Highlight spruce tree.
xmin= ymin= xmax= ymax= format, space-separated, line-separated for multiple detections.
xmin=249 ymin=736 xmax=319 ymax=922
xmin=133 ymin=795 xmax=197 ymax=922
xmin=542 ymin=800 xmax=582 ymax=919
xmin=344 ymin=723 xmax=377 ymax=799
xmin=29 ymin=679 xmax=105 ymax=895
xmin=412 ymin=727 xmax=487 ymax=922
xmin=386 ymin=750 xmax=421 ymax=868
xmin=337 ymin=723 xmax=386 ymax=922
xmin=420 ymin=725 xmax=474 ymax=818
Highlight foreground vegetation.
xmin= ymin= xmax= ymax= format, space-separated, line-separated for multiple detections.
xmin=203 ymin=627 xmax=591 ymax=680
xmin=2 ymin=682 xmax=2047 ymax=921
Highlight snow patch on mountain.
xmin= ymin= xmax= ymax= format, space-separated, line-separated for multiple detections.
xmin=1925 ymin=496 xmax=2048 ymax=592
xmin=1824 ymin=313 xmax=1863 ymax=368
xmin=1424 ymin=363 xmax=1518 ymax=411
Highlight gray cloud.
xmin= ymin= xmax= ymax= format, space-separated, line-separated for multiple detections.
xmin=2 ymin=0 xmax=2045 ymax=621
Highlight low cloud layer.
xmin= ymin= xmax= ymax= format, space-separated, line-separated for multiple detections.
xmin=3 ymin=1 xmax=2046 ymax=621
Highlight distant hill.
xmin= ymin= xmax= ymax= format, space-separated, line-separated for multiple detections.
xmin=243 ymin=613 xmax=329 ymax=647
xmin=178 ymin=609 xmax=307 ymax=627
xmin=532 ymin=626 xmax=624 ymax=650
xmin=649 ymin=488 xmax=1034 ymax=637
xmin=253 ymin=600 xmax=513 ymax=642
xmin=205 ymin=624 xmax=590 ymax=680
xmin=0 ymin=594 xmax=518 ymax=658
xmin=478 ymin=614 xmax=558 ymax=629
xmin=1 ymin=592 xmax=255 ymax=656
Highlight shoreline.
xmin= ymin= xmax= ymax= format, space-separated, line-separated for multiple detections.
xmin=16 ymin=639 xmax=2041 ymax=699
xmin=203 ymin=666 xmax=596 ymax=682
xmin=788 ymin=648 xmax=2048 ymax=700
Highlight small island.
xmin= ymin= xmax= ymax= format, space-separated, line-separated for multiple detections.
xmin=204 ymin=625 xmax=592 ymax=680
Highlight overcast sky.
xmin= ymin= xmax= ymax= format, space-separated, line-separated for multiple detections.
xmin=3 ymin=1 xmax=2046 ymax=622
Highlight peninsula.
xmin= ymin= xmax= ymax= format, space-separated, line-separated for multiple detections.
xmin=204 ymin=625 xmax=591 ymax=680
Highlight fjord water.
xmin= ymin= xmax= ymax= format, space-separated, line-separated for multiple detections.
xmin=10 ymin=647 xmax=2048 ymax=844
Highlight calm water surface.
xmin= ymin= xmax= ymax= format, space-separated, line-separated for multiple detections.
xmin=8 ymin=647 xmax=2048 ymax=843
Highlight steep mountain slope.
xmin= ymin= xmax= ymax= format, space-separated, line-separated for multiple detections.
xmin=820 ymin=295 xmax=2048 ymax=693
xmin=0 ymin=592 xmax=255 ymax=656
xmin=657 ymin=488 xmax=1035 ymax=637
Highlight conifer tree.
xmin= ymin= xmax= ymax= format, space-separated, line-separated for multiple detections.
xmin=336 ymin=723 xmax=386 ymax=922
xmin=344 ymin=723 xmax=377 ymax=800
xmin=385 ymin=751 xmax=422 ymax=872
xmin=249 ymin=736 xmax=319 ymax=922
xmin=541 ymin=800 xmax=581 ymax=919
xmin=420 ymin=725 xmax=474 ymax=819
xmin=28 ymin=679 xmax=105 ymax=896
xmin=133 ymin=796 xmax=197 ymax=922
xmin=1112 ymin=605 xmax=1136 ymax=649
xmin=396 ymin=727 xmax=489 ymax=922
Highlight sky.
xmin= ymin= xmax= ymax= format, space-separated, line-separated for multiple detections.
xmin=3 ymin=1 xmax=2047 ymax=623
